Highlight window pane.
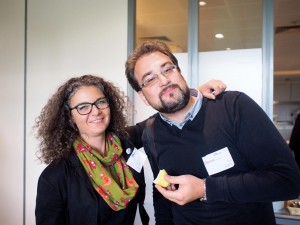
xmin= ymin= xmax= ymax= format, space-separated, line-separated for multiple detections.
xmin=199 ymin=0 xmax=262 ymax=52
xmin=273 ymin=0 xmax=300 ymax=142
xmin=136 ymin=0 xmax=188 ymax=53
xmin=198 ymin=0 xmax=263 ymax=105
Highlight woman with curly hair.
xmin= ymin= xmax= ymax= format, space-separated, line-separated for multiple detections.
xmin=34 ymin=74 xmax=225 ymax=225
xmin=35 ymin=75 xmax=150 ymax=225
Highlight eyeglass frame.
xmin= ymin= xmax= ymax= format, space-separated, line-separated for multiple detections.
xmin=69 ymin=97 xmax=109 ymax=115
xmin=140 ymin=64 xmax=178 ymax=88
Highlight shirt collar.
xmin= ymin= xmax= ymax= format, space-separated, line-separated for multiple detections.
xmin=159 ymin=88 xmax=203 ymax=129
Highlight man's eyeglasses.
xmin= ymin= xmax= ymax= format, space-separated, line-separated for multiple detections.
xmin=69 ymin=97 xmax=109 ymax=115
xmin=140 ymin=64 xmax=177 ymax=88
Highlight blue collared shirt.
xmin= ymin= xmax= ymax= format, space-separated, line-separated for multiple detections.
xmin=159 ymin=88 xmax=203 ymax=129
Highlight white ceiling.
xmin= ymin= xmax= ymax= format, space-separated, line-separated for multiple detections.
xmin=136 ymin=0 xmax=300 ymax=80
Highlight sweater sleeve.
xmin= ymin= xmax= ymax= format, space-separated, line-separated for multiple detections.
xmin=207 ymin=92 xmax=300 ymax=203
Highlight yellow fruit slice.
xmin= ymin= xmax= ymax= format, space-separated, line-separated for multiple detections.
xmin=153 ymin=169 xmax=170 ymax=187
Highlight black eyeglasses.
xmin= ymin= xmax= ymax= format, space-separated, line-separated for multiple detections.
xmin=69 ymin=97 xmax=109 ymax=115
xmin=140 ymin=64 xmax=177 ymax=88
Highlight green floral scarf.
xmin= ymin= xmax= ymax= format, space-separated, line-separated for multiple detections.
xmin=73 ymin=132 xmax=139 ymax=211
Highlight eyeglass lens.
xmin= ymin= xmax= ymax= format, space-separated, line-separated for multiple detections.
xmin=75 ymin=98 xmax=109 ymax=115
xmin=141 ymin=64 xmax=177 ymax=88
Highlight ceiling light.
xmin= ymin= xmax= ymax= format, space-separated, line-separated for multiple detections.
xmin=215 ymin=33 xmax=224 ymax=39
xmin=199 ymin=1 xmax=206 ymax=6
xmin=226 ymin=48 xmax=231 ymax=50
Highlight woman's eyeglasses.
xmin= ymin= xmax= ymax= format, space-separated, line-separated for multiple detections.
xmin=69 ymin=97 xmax=109 ymax=115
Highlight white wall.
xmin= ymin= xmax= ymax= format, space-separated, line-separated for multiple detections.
xmin=26 ymin=1 xmax=129 ymax=224
xmin=0 ymin=0 xmax=25 ymax=225
xmin=0 ymin=1 xmax=129 ymax=225
xmin=199 ymin=49 xmax=263 ymax=106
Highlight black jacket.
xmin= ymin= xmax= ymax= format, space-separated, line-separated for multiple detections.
xmin=35 ymin=140 xmax=148 ymax=225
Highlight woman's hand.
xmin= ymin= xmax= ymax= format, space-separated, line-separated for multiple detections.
xmin=199 ymin=79 xmax=227 ymax=99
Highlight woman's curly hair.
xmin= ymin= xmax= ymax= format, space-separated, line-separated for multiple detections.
xmin=34 ymin=75 xmax=129 ymax=164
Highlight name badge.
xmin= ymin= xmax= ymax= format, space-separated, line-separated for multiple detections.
xmin=202 ymin=147 xmax=234 ymax=176
xmin=126 ymin=148 xmax=147 ymax=173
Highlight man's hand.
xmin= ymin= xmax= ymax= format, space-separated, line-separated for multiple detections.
xmin=155 ymin=174 xmax=205 ymax=205
xmin=199 ymin=79 xmax=227 ymax=99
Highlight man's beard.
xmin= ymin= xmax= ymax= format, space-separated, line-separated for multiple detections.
xmin=155 ymin=84 xmax=190 ymax=114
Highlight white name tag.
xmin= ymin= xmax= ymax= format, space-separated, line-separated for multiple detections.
xmin=202 ymin=147 xmax=234 ymax=176
xmin=126 ymin=148 xmax=147 ymax=173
